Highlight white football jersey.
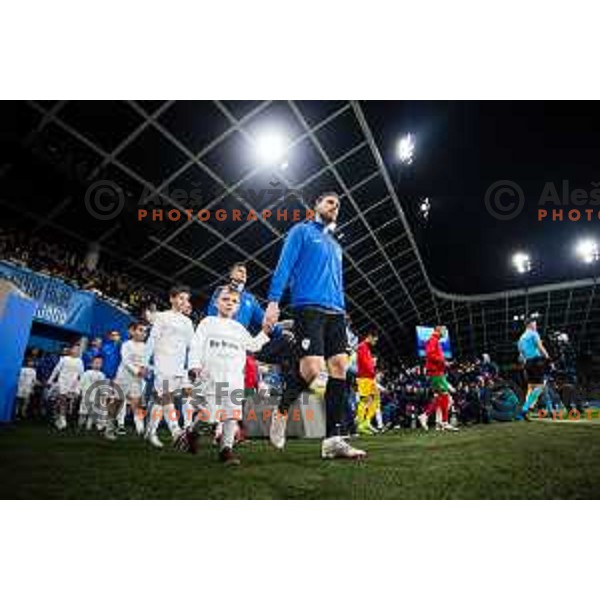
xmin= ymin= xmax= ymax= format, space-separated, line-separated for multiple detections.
xmin=189 ymin=316 xmax=269 ymax=399
xmin=79 ymin=369 xmax=106 ymax=397
xmin=145 ymin=310 xmax=194 ymax=377
xmin=17 ymin=367 xmax=37 ymax=398
xmin=116 ymin=340 xmax=147 ymax=380
xmin=49 ymin=356 xmax=84 ymax=395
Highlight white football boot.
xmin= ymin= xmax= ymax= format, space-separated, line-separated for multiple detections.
xmin=321 ymin=436 xmax=366 ymax=460
xmin=269 ymin=410 xmax=287 ymax=450
xmin=441 ymin=422 xmax=459 ymax=432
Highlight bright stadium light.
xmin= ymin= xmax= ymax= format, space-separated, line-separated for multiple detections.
xmin=256 ymin=131 xmax=288 ymax=165
xmin=512 ymin=252 xmax=532 ymax=274
xmin=396 ymin=133 xmax=415 ymax=164
xmin=418 ymin=197 xmax=431 ymax=220
xmin=575 ymin=238 xmax=599 ymax=264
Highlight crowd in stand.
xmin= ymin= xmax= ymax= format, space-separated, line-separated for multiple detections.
xmin=375 ymin=355 xmax=515 ymax=429
xmin=376 ymin=350 xmax=590 ymax=429
xmin=0 ymin=228 xmax=166 ymax=314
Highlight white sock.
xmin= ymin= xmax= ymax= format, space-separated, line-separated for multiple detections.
xmin=163 ymin=403 xmax=180 ymax=436
xmin=147 ymin=405 xmax=163 ymax=436
xmin=182 ymin=401 xmax=194 ymax=428
xmin=133 ymin=404 xmax=144 ymax=425
xmin=221 ymin=420 xmax=237 ymax=450
xmin=375 ymin=409 xmax=383 ymax=429
xmin=117 ymin=401 xmax=126 ymax=427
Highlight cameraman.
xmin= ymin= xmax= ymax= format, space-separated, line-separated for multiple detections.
xmin=552 ymin=331 xmax=580 ymax=411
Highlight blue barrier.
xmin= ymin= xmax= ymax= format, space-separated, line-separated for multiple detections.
xmin=0 ymin=283 xmax=37 ymax=422
xmin=0 ymin=261 xmax=132 ymax=338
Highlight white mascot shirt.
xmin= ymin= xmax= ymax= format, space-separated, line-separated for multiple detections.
xmin=189 ymin=316 xmax=269 ymax=420
xmin=145 ymin=310 xmax=194 ymax=377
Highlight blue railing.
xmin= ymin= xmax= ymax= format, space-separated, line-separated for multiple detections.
xmin=0 ymin=260 xmax=131 ymax=335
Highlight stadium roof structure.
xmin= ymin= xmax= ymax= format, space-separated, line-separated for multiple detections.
xmin=1 ymin=101 xmax=599 ymax=357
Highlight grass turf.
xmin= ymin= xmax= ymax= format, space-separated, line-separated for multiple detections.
xmin=1 ymin=421 xmax=600 ymax=499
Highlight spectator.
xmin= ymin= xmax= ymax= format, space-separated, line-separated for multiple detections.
xmin=0 ymin=227 xmax=168 ymax=315
xmin=83 ymin=337 xmax=103 ymax=370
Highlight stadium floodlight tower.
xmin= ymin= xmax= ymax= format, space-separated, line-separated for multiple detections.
xmin=512 ymin=251 xmax=532 ymax=318
xmin=575 ymin=239 xmax=599 ymax=265
xmin=256 ymin=130 xmax=289 ymax=169
xmin=396 ymin=133 xmax=415 ymax=165
xmin=512 ymin=252 xmax=532 ymax=275
xmin=575 ymin=239 xmax=599 ymax=343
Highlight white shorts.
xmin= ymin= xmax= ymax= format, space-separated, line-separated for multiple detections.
xmin=55 ymin=385 xmax=79 ymax=397
xmin=115 ymin=375 xmax=145 ymax=399
xmin=79 ymin=394 xmax=94 ymax=416
xmin=153 ymin=373 xmax=186 ymax=395
xmin=79 ymin=389 xmax=111 ymax=415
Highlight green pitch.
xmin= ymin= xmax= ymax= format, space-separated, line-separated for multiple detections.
xmin=1 ymin=421 xmax=600 ymax=499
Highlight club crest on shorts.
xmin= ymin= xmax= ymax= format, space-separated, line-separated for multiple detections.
xmin=301 ymin=338 xmax=311 ymax=351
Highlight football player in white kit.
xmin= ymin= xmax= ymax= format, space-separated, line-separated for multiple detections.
xmin=179 ymin=286 xmax=271 ymax=465
xmin=114 ymin=321 xmax=149 ymax=436
xmin=48 ymin=341 xmax=84 ymax=430
xmin=144 ymin=286 xmax=195 ymax=448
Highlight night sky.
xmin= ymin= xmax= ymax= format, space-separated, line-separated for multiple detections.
xmin=364 ymin=101 xmax=600 ymax=294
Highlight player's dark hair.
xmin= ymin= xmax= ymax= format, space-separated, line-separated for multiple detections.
xmin=315 ymin=191 xmax=340 ymax=206
xmin=169 ymin=285 xmax=191 ymax=298
xmin=128 ymin=320 xmax=146 ymax=330
xmin=229 ymin=262 xmax=247 ymax=273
